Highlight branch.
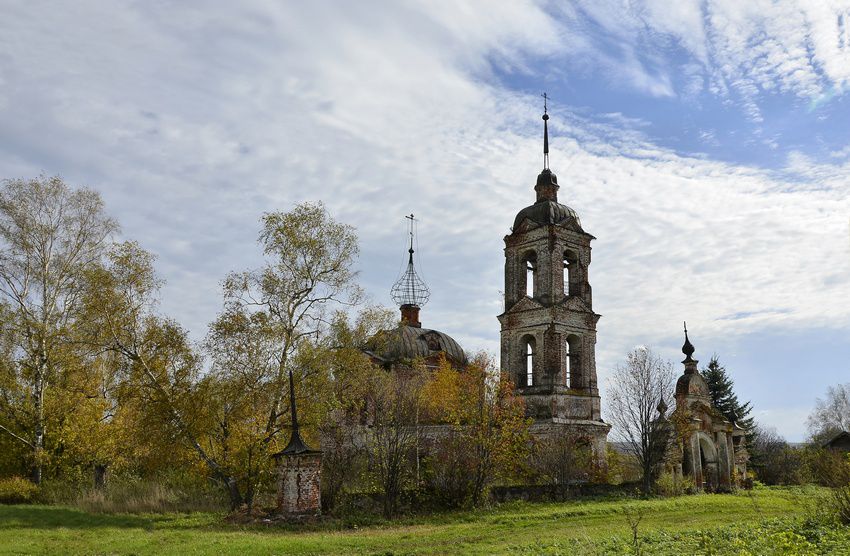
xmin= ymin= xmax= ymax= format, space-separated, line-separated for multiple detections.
xmin=0 ymin=422 xmax=34 ymax=449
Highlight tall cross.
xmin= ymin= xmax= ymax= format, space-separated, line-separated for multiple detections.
xmin=541 ymin=92 xmax=550 ymax=169
xmin=405 ymin=213 xmax=416 ymax=259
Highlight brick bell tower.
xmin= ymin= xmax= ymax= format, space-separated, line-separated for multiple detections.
xmin=497 ymin=95 xmax=609 ymax=458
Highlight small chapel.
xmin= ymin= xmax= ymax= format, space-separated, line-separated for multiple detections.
xmin=662 ymin=326 xmax=749 ymax=491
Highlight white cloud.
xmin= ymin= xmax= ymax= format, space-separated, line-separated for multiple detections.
xmin=556 ymin=0 xmax=850 ymax=119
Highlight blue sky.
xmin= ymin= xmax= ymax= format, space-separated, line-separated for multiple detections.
xmin=2 ymin=1 xmax=849 ymax=441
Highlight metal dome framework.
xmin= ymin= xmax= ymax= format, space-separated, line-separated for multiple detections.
xmin=391 ymin=214 xmax=430 ymax=308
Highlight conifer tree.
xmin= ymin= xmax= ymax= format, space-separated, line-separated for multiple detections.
xmin=702 ymin=355 xmax=754 ymax=435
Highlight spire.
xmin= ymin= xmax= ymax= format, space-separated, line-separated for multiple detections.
xmin=682 ymin=321 xmax=698 ymax=367
xmin=391 ymin=214 xmax=430 ymax=327
xmin=277 ymin=370 xmax=314 ymax=455
xmin=534 ymin=93 xmax=559 ymax=203
xmin=542 ymin=92 xmax=550 ymax=170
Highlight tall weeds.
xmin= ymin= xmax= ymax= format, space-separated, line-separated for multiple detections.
xmin=39 ymin=479 xmax=227 ymax=514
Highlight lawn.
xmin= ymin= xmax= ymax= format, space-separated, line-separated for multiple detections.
xmin=1 ymin=486 xmax=848 ymax=555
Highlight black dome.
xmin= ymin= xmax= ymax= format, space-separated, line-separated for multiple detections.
xmin=512 ymin=200 xmax=583 ymax=232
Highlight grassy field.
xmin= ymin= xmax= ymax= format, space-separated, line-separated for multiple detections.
xmin=1 ymin=486 xmax=848 ymax=555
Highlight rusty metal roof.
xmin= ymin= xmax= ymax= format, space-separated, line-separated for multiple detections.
xmin=368 ymin=324 xmax=468 ymax=367
xmin=512 ymin=199 xmax=583 ymax=232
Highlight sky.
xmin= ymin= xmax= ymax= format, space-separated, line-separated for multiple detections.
xmin=2 ymin=1 xmax=849 ymax=441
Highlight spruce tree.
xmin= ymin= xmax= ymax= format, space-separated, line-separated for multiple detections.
xmin=702 ymin=355 xmax=754 ymax=436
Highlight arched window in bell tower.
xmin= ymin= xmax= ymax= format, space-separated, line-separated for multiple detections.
xmin=522 ymin=335 xmax=536 ymax=387
xmin=563 ymin=249 xmax=578 ymax=297
xmin=522 ymin=251 xmax=537 ymax=298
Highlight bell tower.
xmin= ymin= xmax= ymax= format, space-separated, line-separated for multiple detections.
xmin=497 ymin=95 xmax=609 ymax=455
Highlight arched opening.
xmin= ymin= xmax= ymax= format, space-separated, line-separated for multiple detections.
xmin=563 ymin=249 xmax=578 ymax=297
xmin=522 ymin=335 xmax=536 ymax=387
xmin=697 ymin=433 xmax=718 ymax=491
xmin=522 ymin=251 xmax=537 ymax=298
xmin=565 ymin=334 xmax=581 ymax=389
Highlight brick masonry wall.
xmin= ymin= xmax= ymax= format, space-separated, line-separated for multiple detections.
xmin=276 ymin=453 xmax=322 ymax=516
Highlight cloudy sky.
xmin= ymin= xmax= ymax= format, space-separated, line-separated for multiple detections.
xmin=3 ymin=1 xmax=849 ymax=440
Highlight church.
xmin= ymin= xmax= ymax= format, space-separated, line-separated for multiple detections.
xmin=368 ymin=103 xmax=609 ymax=465
xmin=366 ymin=101 xmax=746 ymax=486
xmin=495 ymin=102 xmax=610 ymax=464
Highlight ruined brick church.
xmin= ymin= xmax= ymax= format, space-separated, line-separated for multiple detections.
xmin=368 ymin=103 xmax=610 ymax=463
xmin=496 ymin=102 xmax=610 ymax=463
xmin=272 ymin=101 xmax=750 ymax=518
xmin=365 ymin=102 xmax=745 ymax=485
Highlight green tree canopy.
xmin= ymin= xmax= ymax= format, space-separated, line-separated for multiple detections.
xmin=702 ymin=355 xmax=754 ymax=435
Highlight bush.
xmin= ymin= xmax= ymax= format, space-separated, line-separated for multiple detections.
xmin=0 ymin=476 xmax=39 ymax=504
xmin=529 ymin=435 xmax=592 ymax=486
xmin=425 ymin=430 xmax=476 ymax=509
xmin=749 ymin=426 xmax=807 ymax=485
xmin=653 ymin=472 xmax=694 ymax=497
xmin=809 ymin=449 xmax=850 ymax=524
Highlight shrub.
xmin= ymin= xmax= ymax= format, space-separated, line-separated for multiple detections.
xmin=653 ymin=472 xmax=694 ymax=497
xmin=530 ymin=434 xmax=592 ymax=486
xmin=0 ymin=476 xmax=39 ymax=504
xmin=809 ymin=450 xmax=850 ymax=524
xmin=425 ymin=430 xmax=476 ymax=508
xmin=750 ymin=427 xmax=807 ymax=485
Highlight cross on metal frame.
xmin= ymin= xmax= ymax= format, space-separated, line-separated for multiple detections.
xmin=405 ymin=213 xmax=416 ymax=252
xmin=542 ymin=92 xmax=550 ymax=169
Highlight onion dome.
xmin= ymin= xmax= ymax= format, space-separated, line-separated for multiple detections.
xmin=391 ymin=214 xmax=430 ymax=328
xmin=682 ymin=322 xmax=696 ymax=364
xmin=365 ymin=213 xmax=467 ymax=368
xmin=675 ymin=323 xmax=709 ymax=399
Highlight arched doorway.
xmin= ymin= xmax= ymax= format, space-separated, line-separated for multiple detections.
xmin=697 ymin=432 xmax=718 ymax=491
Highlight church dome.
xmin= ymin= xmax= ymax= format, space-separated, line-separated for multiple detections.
xmin=511 ymin=169 xmax=584 ymax=232
xmin=512 ymin=199 xmax=583 ymax=232
xmin=366 ymin=324 xmax=468 ymax=368
xmin=675 ymin=371 xmax=710 ymax=399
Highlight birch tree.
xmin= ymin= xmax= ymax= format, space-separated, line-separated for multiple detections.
xmin=0 ymin=176 xmax=117 ymax=483
xmin=218 ymin=201 xmax=362 ymax=455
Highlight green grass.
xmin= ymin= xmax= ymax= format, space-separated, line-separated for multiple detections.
xmin=1 ymin=486 xmax=848 ymax=555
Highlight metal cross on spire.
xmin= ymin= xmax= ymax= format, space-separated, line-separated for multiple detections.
xmin=542 ymin=92 xmax=550 ymax=170
xmin=405 ymin=213 xmax=415 ymax=263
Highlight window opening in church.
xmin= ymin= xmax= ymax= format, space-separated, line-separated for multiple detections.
xmin=563 ymin=250 xmax=578 ymax=296
xmin=565 ymin=341 xmax=570 ymax=387
xmin=524 ymin=253 xmax=537 ymax=298
xmin=524 ymin=337 xmax=536 ymax=386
